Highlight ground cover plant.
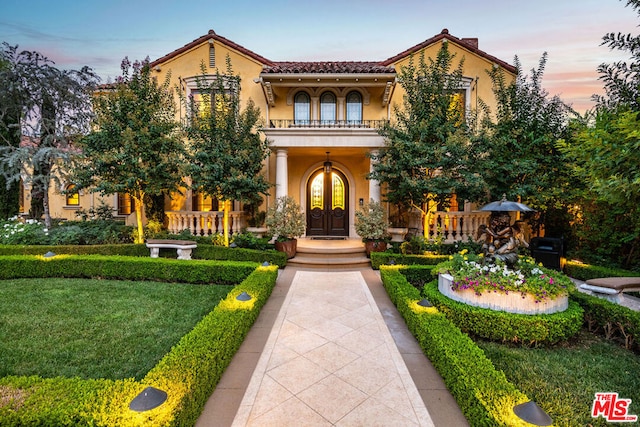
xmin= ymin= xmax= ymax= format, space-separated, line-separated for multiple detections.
xmin=477 ymin=331 xmax=640 ymax=427
xmin=0 ymin=278 xmax=233 ymax=380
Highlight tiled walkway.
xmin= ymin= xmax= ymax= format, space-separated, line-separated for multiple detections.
xmin=233 ymin=270 xmax=433 ymax=426
xmin=196 ymin=267 xmax=468 ymax=426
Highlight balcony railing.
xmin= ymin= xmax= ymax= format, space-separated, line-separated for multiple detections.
xmin=166 ymin=211 xmax=246 ymax=236
xmin=268 ymin=119 xmax=387 ymax=129
xmin=420 ymin=211 xmax=491 ymax=244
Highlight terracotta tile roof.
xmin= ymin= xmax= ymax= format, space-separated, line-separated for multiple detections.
xmin=150 ymin=30 xmax=275 ymax=68
xmin=262 ymin=61 xmax=395 ymax=74
xmin=149 ymin=29 xmax=515 ymax=76
xmin=381 ymin=28 xmax=516 ymax=74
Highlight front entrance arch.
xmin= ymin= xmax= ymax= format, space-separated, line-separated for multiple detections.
xmin=306 ymin=168 xmax=349 ymax=236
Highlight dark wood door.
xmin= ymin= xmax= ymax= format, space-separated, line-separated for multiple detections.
xmin=306 ymin=169 xmax=348 ymax=236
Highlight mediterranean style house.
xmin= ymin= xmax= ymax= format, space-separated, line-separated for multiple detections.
xmin=24 ymin=28 xmax=516 ymax=242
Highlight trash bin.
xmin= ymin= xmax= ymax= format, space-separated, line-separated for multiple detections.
xmin=529 ymin=237 xmax=565 ymax=271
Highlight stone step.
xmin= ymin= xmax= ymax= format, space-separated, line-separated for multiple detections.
xmin=287 ymin=238 xmax=371 ymax=270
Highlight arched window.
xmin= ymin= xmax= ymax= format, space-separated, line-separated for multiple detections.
xmin=65 ymin=184 xmax=79 ymax=206
xmin=346 ymin=91 xmax=362 ymax=124
xmin=320 ymin=92 xmax=336 ymax=124
xmin=294 ymin=92 xmax=310 ymax=125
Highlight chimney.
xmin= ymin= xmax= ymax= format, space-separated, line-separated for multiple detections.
xmin=462 ymin=38 xmax=479 ymax=49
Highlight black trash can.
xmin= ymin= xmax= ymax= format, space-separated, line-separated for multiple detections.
xmin=529 ymin=237 xmax=565 ymax=271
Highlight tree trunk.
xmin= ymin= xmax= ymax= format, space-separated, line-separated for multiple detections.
xmin=223 ymin=199 xmax=231 ymax=247
xmin=42 ymin=182 xmax=51 ymax=229
xmin=134 ymin=195 xmax=145 ymax=244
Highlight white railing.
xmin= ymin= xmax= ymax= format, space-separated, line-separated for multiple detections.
xmin=165 ymin=211 xmax=246 ymax=236
xmin=422 ymin=210 xmax=491 ymax=244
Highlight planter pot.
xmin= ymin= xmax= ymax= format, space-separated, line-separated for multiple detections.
xmin=387 ymin=227 xmax=409 ymax=243
xmin=246 ymin=226 xmax=268 ymax=238
xmin=364 ymin=240 xmax=387 ymax=257
xmin=275 ymin=238 xmax=297 ymax=259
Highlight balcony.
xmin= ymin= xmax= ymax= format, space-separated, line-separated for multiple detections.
xmin=268 ymin=119 xmax=387 ymax=129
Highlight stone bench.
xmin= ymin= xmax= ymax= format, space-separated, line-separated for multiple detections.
xmin=145 ymin=239 xmax=197 ymax=260
xmin=580 ymin=277 xmax=640 ymax=304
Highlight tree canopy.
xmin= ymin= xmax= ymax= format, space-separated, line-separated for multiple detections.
xmin=182 ymin=59 xmax=271 ymax=245
xmin=0 ymin=43 xmax=97 ymax=226
xmin=369 ymin=44 xmax=487 ymax=235
xmin=74 ymin=57 xmax=186 ymax=243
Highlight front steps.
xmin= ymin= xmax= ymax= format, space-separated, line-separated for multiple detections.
xmin=286 ymin=238 xmax=371 ymax=270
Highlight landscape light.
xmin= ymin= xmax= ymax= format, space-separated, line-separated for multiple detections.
xmin=129 ymin=386 xmax=167 ymax=412
xmin=43 ymin=251 xmax=56 ymax=258
xmin=513 ymin=401 xmax=552 ymax=426
xmin=417 ymin=299 xmax=433 ymax=307
xmin=236 ymin=291 xmax=252 ymax=301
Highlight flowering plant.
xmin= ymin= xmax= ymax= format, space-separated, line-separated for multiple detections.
xmin=436 ymin=250 xmax=573 ymax=302
xmin=0 ymin=216 xmax=49 ymax=245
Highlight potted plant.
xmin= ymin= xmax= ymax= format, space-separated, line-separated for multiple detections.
xmin=265 ymin=196 xmax=305 ymax=258
xmin=355 ymin=199 xmax=389 ymax=256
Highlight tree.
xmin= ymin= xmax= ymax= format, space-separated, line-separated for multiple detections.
xmin=0 ymin=43 xmax=97 ymax=227
xmin=369 ymin=44 xmax=487 ymax=237
xmin=74 ymin=57 xmax=186 ymax=243
xmin=481 ymin=53 xmax=573 ymax=234
xmin=182 ymin=59 xmax=271 ymax=246
xmin=595 ymin=0 xmax=640 ymax=110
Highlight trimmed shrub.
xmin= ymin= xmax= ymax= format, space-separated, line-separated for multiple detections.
xmin=380 ymin=266 xmax=534 ymax=426
xmin=0 ymin=255 xmax=256 ymax=285
xmin=370 ymin=252 xmax=448 ymax=269
xmin=422 ymin=280 xmax=583 ymax=345
xmin=565 ymin=260 xmax=640 ymax=281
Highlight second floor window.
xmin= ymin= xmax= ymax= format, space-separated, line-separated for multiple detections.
xmin=346 ymin=91 xmax=362 ymax=123
xmin=320 ymin=92 xmax=336 ymax=124
xmin=294 ymin=92 xmax=310 ymax=125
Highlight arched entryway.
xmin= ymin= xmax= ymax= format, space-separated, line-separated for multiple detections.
xmin=306 ymin=168 xmax=349 ymax=236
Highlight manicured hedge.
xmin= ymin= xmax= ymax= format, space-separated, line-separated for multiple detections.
xmin=565 ymin=260 xmax=640 ymax=281
xmin=370 ymin=251 xmax=448 ymax=269
xmin=422 ymin=280 xmax=583 ymax=345
xmin=570 ymin=290 xmax=640 ymax=351
xmin=0 ymin=255 xmax=257 ymax=285
xmin=0 ymin=243 xmax=288 ymax=268
xmin=0 ymin=259 xmax=279 ymax=426
xmin=380 ymin=265 xmax=535 ymax=426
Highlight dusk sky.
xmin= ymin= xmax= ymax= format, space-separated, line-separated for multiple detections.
xmin=1 ymin=0 xmax=638 ymax=113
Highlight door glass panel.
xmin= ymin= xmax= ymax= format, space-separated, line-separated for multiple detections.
xmin=310 ymin=174 xmax=324 ymax=209
xmin=332 ymin=173 xmax=345 ymax=210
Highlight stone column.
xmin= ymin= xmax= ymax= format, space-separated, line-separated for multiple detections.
xmin=275 ymin=148 xmax=288 ymax=200
xmin=369 ymin=150 xmax=381 ymax=202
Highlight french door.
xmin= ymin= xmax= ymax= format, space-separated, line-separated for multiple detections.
xmin=306 ymin=169 xmax=348 ymax=236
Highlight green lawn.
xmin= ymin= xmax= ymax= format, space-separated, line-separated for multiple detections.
xmin=0 ymin=278 xmax=233 ymax=380
xmin=477 ymin=330 xmax=640 ymax=427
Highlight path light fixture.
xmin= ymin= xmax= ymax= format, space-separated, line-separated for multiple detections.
xmin=236 ymin=291 xmax=252 ymax=301
xmin=262 ymin=261 xmax=270 ymax=266
xmin=129 ymin=386 xmax=167 ymax=412
xmin=513 ymin=401 xmax=553 ymax=426
xmin=43 ymin=251 xmax=56 ymax=258
xmin=324 ymin=152 xmax=332 ymax=174
xmin=417 ymin=299 xmax=433 ymax=307
xmin=229 ymin=242 xmax=238 ymax=248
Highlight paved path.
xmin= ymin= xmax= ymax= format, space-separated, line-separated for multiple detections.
xmin=196 ymin=268 xmax=468 ymax=426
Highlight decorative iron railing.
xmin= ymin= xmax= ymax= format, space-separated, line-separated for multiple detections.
xmin=267 ymin=119 xmax=388 ymax=129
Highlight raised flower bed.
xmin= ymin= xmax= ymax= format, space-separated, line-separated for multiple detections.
xmin=436 ymin=251 xmax=572 ymax=315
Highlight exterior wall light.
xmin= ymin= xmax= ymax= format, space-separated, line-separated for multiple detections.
xmin=129 ymin=386 xmax=167 ymax=412
xmin=513 ymin=401 xmax=552 ymax=426
xmin=324 ymin=152 xmax=332 ymax=174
